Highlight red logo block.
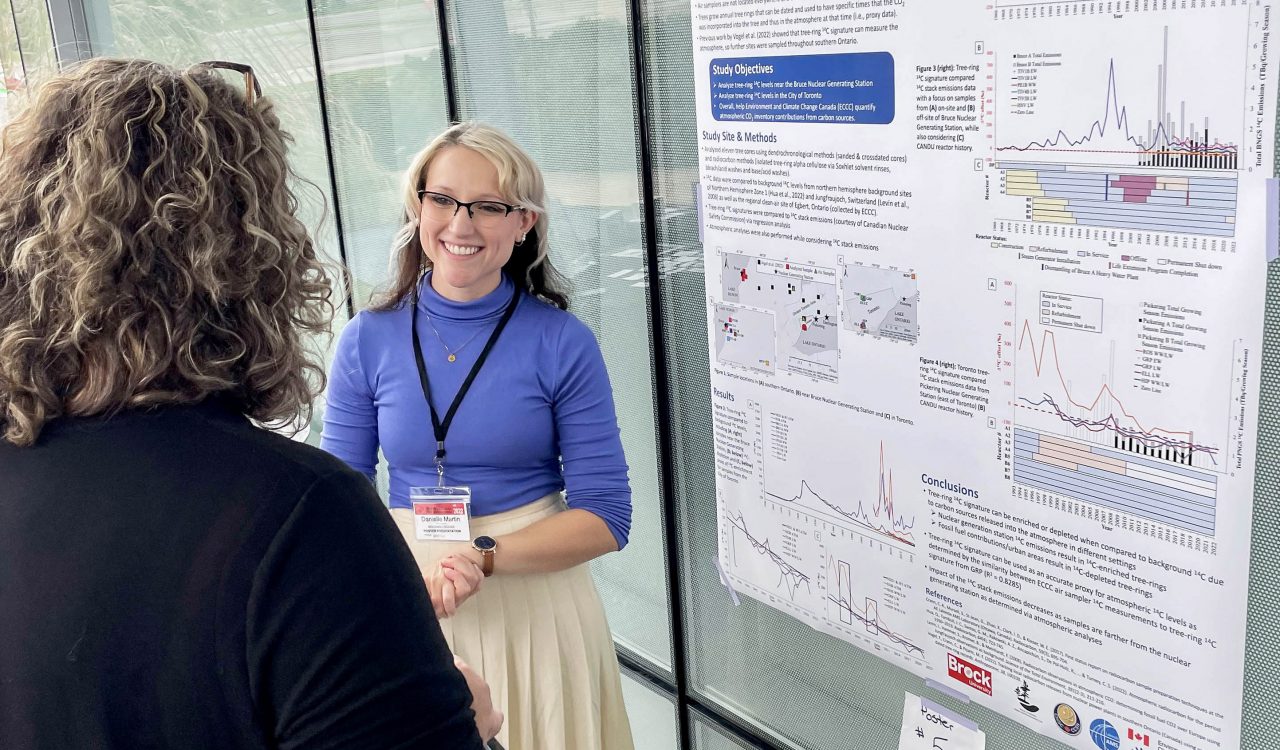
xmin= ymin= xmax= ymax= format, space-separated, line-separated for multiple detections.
xmin=947 ymin=653 xmax=993 ymax=695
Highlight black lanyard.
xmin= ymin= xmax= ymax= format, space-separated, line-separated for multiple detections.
xmin=410 ymin=282 xmax=522 ymax=476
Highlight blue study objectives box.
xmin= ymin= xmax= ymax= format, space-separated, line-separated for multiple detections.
xmin=710 ymin=52 xmax=895 ymax=125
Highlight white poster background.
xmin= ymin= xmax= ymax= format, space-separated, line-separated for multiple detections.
xmin=694 ymin=2 xmax=1275 ymax=749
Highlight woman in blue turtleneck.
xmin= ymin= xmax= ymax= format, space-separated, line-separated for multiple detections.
xmin=320 ymin=122 xmax=634 ymax=750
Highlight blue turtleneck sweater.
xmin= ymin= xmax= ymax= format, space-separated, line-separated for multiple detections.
xmin=320 ymin=273 xmax=632 ymax=548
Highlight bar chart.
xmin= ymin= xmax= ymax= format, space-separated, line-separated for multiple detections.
xmin=1013 ymin=428 xmax=1217 ymax=535
xmin=996 ymin=28 xmax=1241 ymax=169
xmin=1015 ymin=316 xmax=1223 ymax=471
xmin=994 ymin=23 xmax=1249 ymax=237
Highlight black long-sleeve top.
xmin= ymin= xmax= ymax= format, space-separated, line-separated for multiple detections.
xmin=0 ymin=399 xmax=483 ymax=749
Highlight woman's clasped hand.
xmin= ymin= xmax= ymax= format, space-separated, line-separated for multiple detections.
xmin=431 ymin=551 xmax=487 ymax=618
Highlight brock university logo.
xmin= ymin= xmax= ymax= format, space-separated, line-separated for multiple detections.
xmin=947 ymin=653 xmax=993 ymax=695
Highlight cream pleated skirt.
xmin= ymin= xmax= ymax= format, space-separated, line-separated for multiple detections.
xmin=391 ymin=493 xmax=634 ymax=750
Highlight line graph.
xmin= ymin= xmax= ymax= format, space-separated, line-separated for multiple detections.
xmin=765 ymin=442 xmax=917 ymax=548
xmin=826 ymin=558 xmax=924 ymax=657
xmin=726 ymin=511 xmax=812 ymax=601
xmin=993 ymin=23 xmax=1246 ymax=235
xmin=998 ymin=27 xmax=1240 ymax=167
xmin=715 ymin=404 xmax=931 ymax=669
xmin=1009 ymin=287 xmax=1231 ymax=538
xmin=1017 ymin=321 xmax=1218 ymax=466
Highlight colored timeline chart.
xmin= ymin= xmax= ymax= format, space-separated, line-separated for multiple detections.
xmin=1011 ymin=293 xmax=1224 ymax=547
xmin=994 ymin=23 xmax=1244 ymax=237
xmin=1013 ymin=429 xmax=1216 ymax=535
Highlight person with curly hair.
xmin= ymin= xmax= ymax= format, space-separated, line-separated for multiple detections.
xmin=0 ymin=58 xmax=499 ymax=748
xmin=321 ymin=122 xmax=634 ymax=749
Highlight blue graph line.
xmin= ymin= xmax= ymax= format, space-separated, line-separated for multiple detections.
xmin=767 ymin=480 xmax=917 ymax=545
xmin=824 ymin=593 xmax=926 ymax=656
xmin=1019 ymin=393 xmax=1218 ymax=463
xmin=999 ymin=59 xmax=1236 ymax=156
xmin=727 ymin=512 xmax=812 ymax=599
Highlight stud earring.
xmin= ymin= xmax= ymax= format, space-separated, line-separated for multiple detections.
xmin=518 ymin=234 xmax=527 ymax=245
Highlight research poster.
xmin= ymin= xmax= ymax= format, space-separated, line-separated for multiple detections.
xmin=694 ymin=2 xmax=1275 ymax=748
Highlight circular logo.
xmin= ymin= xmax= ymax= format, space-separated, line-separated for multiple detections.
xmin=1054 ymin=703 xmax=1081 ymax=735
xmin=1090 ymin=718 xmax=1120 ymax=750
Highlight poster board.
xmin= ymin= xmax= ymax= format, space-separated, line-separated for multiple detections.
xmin=694 ymin=2 xmax=1277 ymax=748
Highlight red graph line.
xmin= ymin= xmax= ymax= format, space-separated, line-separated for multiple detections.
xmin=1017 ymin=320 xmax=1195 ymax=442
xmin=768 ymin=441 xmax=916 ymax=546
xmin=875 ymin=442 xmax=910 ymax=540
xmin=996 ymin=53 xmax=1238 ymax=155
xmin=824 ymin=558 xmax=923 ymax=655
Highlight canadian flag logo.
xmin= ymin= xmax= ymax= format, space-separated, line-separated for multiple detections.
xmin=1128 ymin=728 xmax=1151 ymax=746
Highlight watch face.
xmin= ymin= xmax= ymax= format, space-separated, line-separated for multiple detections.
xmin=473 ymin=535 xmax=497 ymax=551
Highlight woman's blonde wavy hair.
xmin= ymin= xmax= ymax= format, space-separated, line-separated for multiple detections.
xmin=0 ymin=58 xmax=334 ymax=446
xmin=374 ymin=121 xmax=569 ymax=311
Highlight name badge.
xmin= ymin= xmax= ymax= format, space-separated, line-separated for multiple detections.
xmin=410 ymin=485 xmax=472 ymax=541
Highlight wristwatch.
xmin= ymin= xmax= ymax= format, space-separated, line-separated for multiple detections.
xmin=471 ymin=535 xmax=497 ymax=577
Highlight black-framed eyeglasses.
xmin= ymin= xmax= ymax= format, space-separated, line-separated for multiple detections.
xmin=197 ymin=60 xmax=262 ymax=105
xmin=417 ymin=190 xmax=524 ymax=228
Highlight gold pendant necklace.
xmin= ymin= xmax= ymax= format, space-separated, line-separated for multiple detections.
xmin=425 ymin=316 xmax=486 ymax=363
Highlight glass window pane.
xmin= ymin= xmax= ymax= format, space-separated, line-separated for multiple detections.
xmin=1 ymin=0 xmax=56 ymax=117
xmin=692 ymin=710 xmax=761 ymax=750
xmin=0 ymin=6 xmax=21 ymax=125
xmin=642 ymin=2 xmax=935 ymax=746
xmin=642 ymin=1 xmax=1085 ymax=748
xmin=10 ymin=0 xmax=54 ymax=86
xmin=620 ymin=670 xmax=679 ymax=750
xmin=82 ymin=0 xmax=341 ymax=268
xmin=81 ymin=0 xmax=351 ymax=441
xmin=312 ymin=0 xmax=450 ymax=307
xmin=447 ymin=0 xmax=673 ymax=672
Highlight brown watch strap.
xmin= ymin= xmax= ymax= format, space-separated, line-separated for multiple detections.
xmin=479 ymin=551 xmax=494 ymax=577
